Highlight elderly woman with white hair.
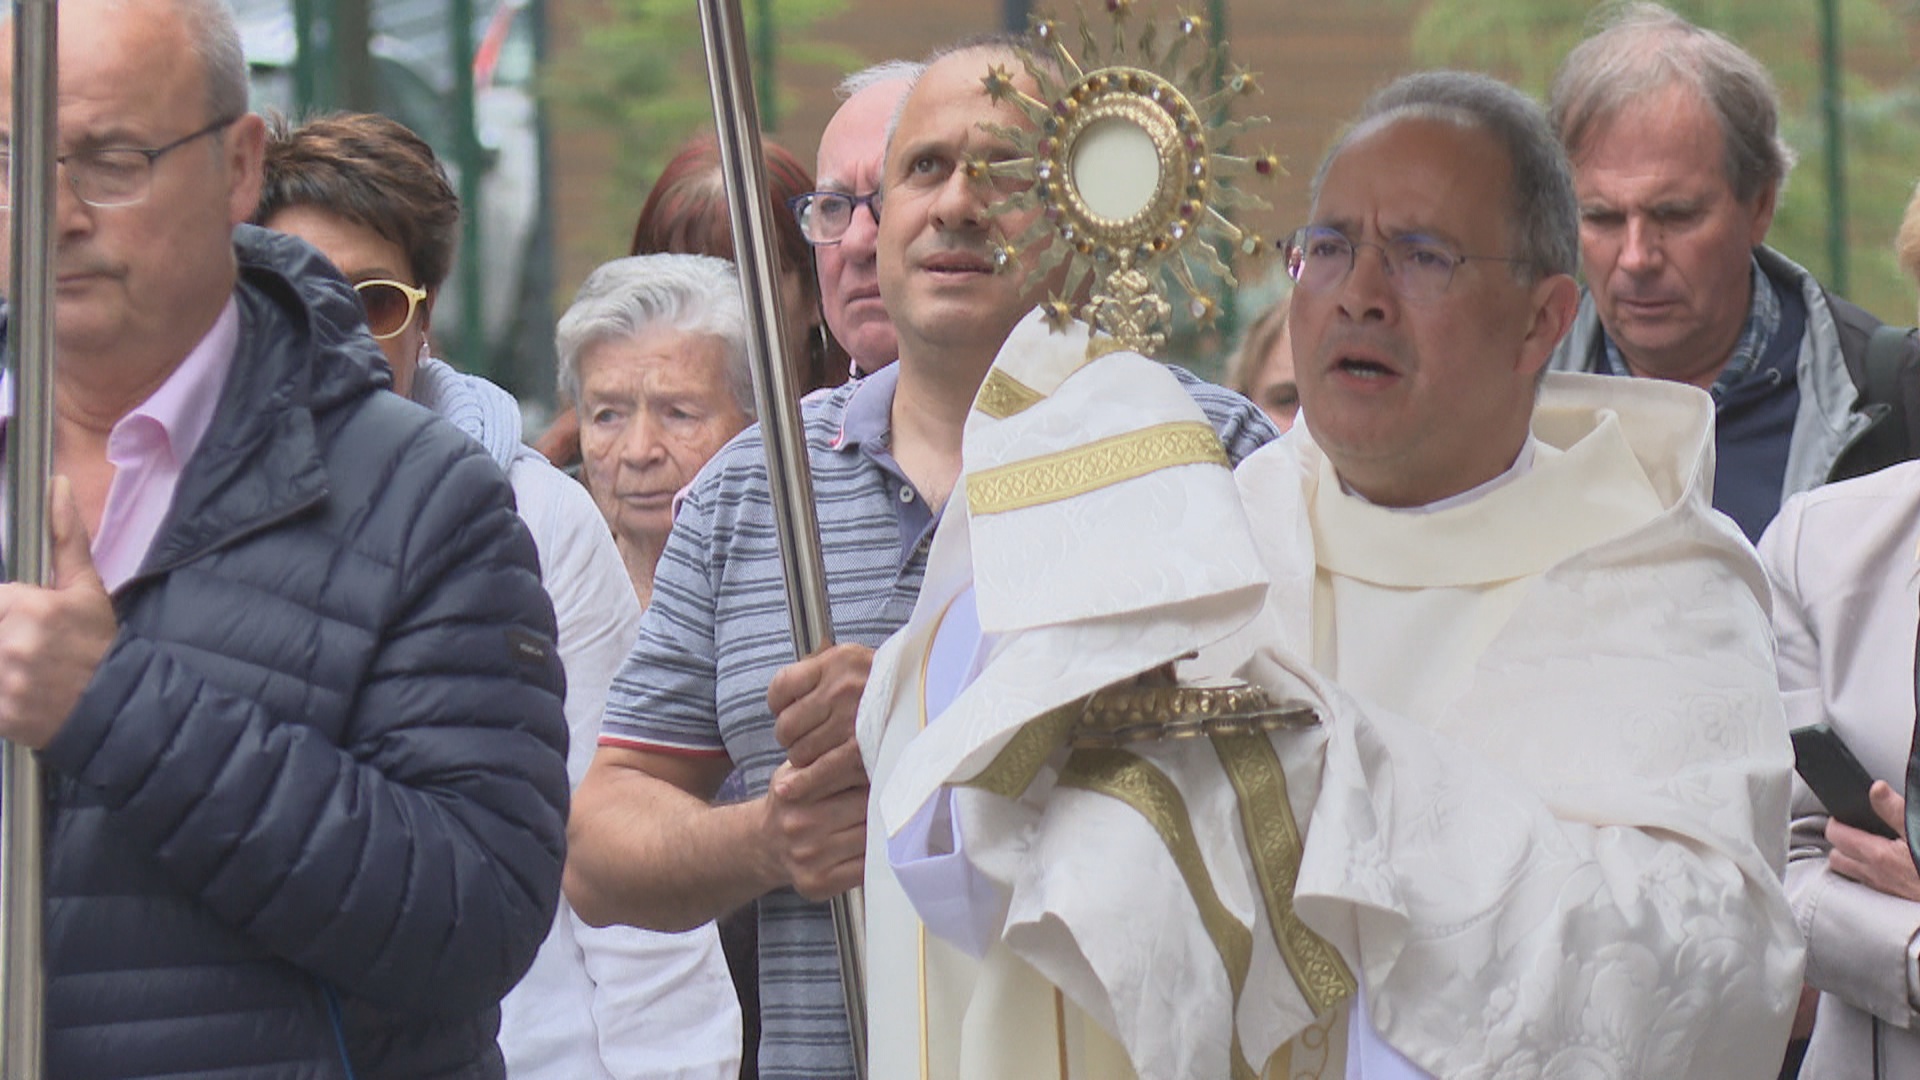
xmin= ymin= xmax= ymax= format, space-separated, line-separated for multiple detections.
xmin=560 ymin=253 xmax=764 ymax=1077
xmin=558 ymin=254 xmax=758 ymax=606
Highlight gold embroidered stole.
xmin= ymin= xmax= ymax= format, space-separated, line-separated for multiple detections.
xmin=967 ymin=720 xmax=1357 ymax=1080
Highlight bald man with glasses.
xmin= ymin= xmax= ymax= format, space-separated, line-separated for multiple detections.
xmin=567 ymin=37 xmax=1278 ymax=1079
xmin=791 ymin=61 xmax=922 ymax=377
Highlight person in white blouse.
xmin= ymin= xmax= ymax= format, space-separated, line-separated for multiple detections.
xmin=1758 ymin=182 xmax=1920 ymax=1080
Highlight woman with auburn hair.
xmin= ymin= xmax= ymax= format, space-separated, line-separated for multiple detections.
xmin=630 ymin=133 xmax=844 ymax=393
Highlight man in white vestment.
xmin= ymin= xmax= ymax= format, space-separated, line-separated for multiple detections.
xmin=858 ymin=70 xmax=1804 ymax=1079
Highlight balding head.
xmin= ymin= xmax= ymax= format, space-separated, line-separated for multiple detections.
xmin=0 ymin=0 xmax=265 ymax=388
xmin=875 ymin=41 xmax=1050 ymax=375
xmin=812 ymin=66 xmax=917 ymax=373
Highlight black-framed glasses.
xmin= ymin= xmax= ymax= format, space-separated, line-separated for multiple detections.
xmin=1284 ymin=225 xmax=1526 ymax=303
xmin=0 ymin=115 xmax=240 ymax=210
xmin=353 ymin=279 xmax=428 ymax=340
xmin=787 ymin=190 xmax=883 ymax=246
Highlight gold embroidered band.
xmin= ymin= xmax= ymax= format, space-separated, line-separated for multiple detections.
xmin=975 ymin=369 xmax=1047 ymax=419
xmin=1058 ymin=748 xmax=1260 ymax=1080
xmin=1213 ymin=733 xmax=1357 ymax=1015
xmin=967 ymin=421 xmax=1229 ymax=516
xmin=962 ymin=702 xmax=1081 ymax=800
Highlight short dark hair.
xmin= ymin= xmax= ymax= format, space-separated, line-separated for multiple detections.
xmin=1312 ymin=71 xmax=1578 ymax=282
xmin=253 ymin=112 xmax=460 ymax=291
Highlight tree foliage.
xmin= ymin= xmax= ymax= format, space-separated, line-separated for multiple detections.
xmin=542 ymin=0 xmax=859 ymax=232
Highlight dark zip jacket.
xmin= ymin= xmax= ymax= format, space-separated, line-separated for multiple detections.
xmin=19 ymin=225 xmax=567 ymax=1079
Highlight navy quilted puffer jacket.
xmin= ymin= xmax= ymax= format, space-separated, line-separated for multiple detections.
xmin=20 ymin=226 xmax=569 ymax=1079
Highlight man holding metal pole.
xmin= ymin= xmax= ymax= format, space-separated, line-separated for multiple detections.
xmin=0 ymin=0 xmax=570 ymax=1075
xmin=566 ymin=35 xmax=1278 ymax=1078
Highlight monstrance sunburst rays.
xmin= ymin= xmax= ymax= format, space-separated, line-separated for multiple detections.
xmin=968 ymin=1 xmax=1282 ymax=357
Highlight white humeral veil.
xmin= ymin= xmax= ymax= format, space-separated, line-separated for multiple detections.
xmin=860 ymin=309 xmax=1804 ymax=1079
xmin=861 ymin=309 xmax=1269 ymax=1079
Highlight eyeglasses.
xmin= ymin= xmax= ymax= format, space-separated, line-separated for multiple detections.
xmin=1284 ymin=225 xmax=1526 ymax=303
xmin=0 ymin=115 xmax=239 ymax=210
xmin=787 ymin=190 xmax=883 ymax=246
xmin=353 ymin=279 xmax=428 ymax=340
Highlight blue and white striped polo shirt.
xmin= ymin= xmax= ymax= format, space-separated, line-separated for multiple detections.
xmin=602 ymin=359 xmax=1277 ymax=1079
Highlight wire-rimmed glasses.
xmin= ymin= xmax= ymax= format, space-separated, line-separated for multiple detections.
xmin=0 ymin=115 xmax=240 ymax=210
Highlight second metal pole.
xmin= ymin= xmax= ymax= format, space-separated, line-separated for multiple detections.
xmin=693 ymin=0 xmax=868 ymax=1075
xmin=2 ymin=0 xmax=59 ymax=1074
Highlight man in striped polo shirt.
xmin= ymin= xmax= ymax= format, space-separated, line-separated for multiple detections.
xmin=564 ymin=37 xmax=1278 ymax=1079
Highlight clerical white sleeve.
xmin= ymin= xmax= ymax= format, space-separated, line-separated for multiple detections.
xmin=887 ymin=585 xmax=1007 ymax=960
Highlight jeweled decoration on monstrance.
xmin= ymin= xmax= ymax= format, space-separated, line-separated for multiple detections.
xmin=972 ymin=1 xmax=1281 ymax=357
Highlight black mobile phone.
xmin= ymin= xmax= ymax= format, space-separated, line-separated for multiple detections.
xmin=1791 ymin=724 xmax=1899 ymax=840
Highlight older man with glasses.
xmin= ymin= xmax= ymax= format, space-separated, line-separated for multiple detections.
xmin=0 ymin=0 xmax=573 ymax=1076
xmin=789 ymin=61 xmax=923 ymax=378
xmin=1546 ymin=4 xmax=1920 ymax=541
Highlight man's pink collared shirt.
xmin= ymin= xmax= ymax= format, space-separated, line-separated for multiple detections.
xmin=1 ymin=300 xmax=240 ymax=591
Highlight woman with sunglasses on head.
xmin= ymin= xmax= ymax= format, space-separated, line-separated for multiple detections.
xmin=255 ymin=112 xmax=741 ymax=1080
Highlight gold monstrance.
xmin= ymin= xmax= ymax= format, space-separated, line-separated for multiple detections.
xmin=972 ymin=1 xmax=1282 ymax=357
xmin=967 ymin=5 xmax=1310 ymax=746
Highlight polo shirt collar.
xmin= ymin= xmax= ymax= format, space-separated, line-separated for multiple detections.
xmin=833 ymin=361 xmax=899 ymax=452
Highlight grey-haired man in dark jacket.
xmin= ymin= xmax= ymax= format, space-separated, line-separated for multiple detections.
xmin=0 ymin=0 xmax=569 ymax=1076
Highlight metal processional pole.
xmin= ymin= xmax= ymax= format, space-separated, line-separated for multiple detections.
xmin=1 ymin=0 xmax=57 ymax=1074
xmin=693 ymin=0 xmax=868 ymax=1075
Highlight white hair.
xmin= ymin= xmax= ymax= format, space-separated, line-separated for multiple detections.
xmin=836 ymin=60 xmax=924 ymax=101
xmin=554 ymin=254 xmax=756 ymax=419
xmin=181 ymin=0 xmax=250 ymax=119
